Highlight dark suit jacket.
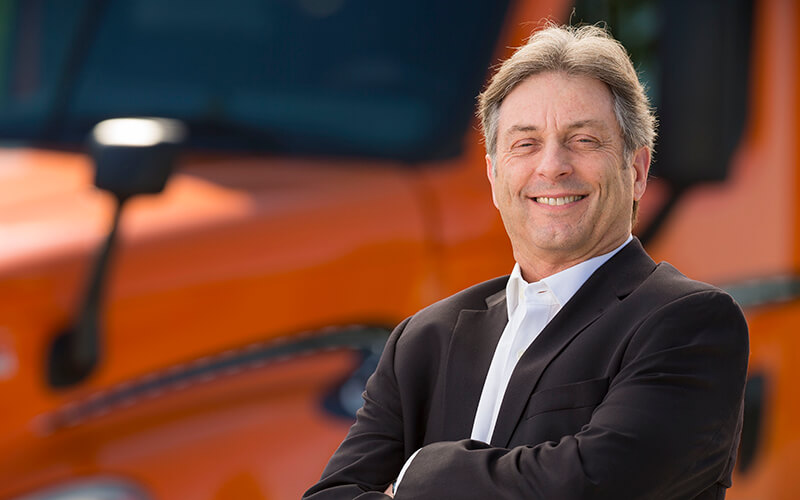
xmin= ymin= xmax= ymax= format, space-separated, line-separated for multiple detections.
xmin=304 ymin=239 xmax=749 ymax=499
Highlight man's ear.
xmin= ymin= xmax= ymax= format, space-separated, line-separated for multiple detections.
xmin=631 ymin=147 xmax=650 ymax=201
xmin=486 ymin=154 xmax=499 ymax=208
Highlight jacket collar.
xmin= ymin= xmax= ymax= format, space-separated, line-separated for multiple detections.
xmin=440 ymin=238 xmax=656 ymax=445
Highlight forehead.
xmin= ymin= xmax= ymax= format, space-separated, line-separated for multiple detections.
xmin=497 ymin=71 xmax=619 ymax=137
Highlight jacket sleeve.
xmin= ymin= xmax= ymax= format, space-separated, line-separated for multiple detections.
xmin=395 ymin=290 xmax=749 ymax=500
xmin=302 ymin=317 xmax=412 ymax=499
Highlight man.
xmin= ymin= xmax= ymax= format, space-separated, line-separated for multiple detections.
xmin=304 ymin=24 xmax=748 ymax=499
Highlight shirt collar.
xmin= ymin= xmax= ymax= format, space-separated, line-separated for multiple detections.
xmin=505 ymin=235 xmax=633 ymax=316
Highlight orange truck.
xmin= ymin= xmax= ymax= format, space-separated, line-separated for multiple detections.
xmin=0 ymin=0 xmax=796 ymax=499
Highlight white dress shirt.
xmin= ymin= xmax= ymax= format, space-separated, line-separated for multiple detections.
xmin=393 ymin=236 xmax=632 ymax=493
xmin=470 ymin=235 xmax=632 ymax=442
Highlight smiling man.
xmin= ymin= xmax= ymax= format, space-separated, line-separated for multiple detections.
xmin=305 ymin=24 xmax=748 ymax=500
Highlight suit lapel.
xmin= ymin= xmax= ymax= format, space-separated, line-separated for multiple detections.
xmin=488 ymin=279 xmax=615 ymax=447
xmin=490 ymin=239 xmax=657 ymax=447
xmin=439 ymin=288 xmax=507 ymax=442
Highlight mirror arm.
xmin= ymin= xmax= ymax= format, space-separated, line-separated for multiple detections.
xmin=48 ymin=195 xmax=127 ymax=388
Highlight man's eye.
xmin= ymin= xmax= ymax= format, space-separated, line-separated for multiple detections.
xmin=571 ymin=136 xmax=600 ymax=148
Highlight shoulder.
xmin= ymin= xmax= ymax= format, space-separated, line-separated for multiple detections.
xmin=625 ymin=262 xmax=748 ymax=353
xmin=596 ymin=244 xmax=748 ymax=348
xmin=639 ymin=261 xmax=741 ymax=309
xmin=415 ymin=275 xmax=508 ymax=321
xmin=394 ymin=275 xmax=507 ymax=346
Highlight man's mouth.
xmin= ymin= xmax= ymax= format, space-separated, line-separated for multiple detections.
xmin=533 ymin=195 xmax=586 ymax=206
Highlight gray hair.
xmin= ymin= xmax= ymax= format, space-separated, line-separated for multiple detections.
xmin=478 ymin=23 xmax=656 ymax=164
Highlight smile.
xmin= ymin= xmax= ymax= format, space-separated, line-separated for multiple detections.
xmin=533 ymin=195 xmax=586 ymax=206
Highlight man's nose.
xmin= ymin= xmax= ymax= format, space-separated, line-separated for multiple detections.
xmin=536 ymin=142 xmax=573 ymax=180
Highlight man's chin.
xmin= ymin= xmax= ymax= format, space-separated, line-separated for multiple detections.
xmin=531 ymin=229 xmax=587 ymax=252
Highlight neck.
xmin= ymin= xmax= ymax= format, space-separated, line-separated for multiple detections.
xmin=516 ymin=236 xmax=631 ymax=283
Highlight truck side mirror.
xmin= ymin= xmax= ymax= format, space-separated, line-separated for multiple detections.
xmin=655 ymin=0 xmax=752 ymax=187
xmin=91 ymin=118 xmax=187 ymax=200
xmin=47 ymin=118 xmax=187 ymax=388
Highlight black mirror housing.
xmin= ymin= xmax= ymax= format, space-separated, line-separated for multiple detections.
xmin=90 ymin=117 xmax=187 ymax=200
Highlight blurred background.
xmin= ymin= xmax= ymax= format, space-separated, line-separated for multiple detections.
xmin=0 ymin=0 xmax=796 ymax=498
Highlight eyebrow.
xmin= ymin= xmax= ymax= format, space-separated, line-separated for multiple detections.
xmin=566 ymin=119 xmax=609 ymax=131
xmin=506 ymin=119 xmax=609 ymax=135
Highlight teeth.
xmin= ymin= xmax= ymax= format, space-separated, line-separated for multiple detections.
xmin=535 ymin=195 xmax=584 ymax=206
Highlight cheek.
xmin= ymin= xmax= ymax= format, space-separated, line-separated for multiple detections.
xmin=495 ymin=170 xmax=521 ymax=197
xmin=601 ymin=168 xmax=631 ymax=196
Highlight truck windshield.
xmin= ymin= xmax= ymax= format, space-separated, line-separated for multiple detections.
xmin=0 ymin=0 xmax=509 ymax=161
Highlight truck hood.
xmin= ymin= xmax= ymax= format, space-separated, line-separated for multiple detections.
xmin=0 ymin=143 xmax=428 ymax=420
xmin=0 ymin=146 xmax=418 ymax=274
xmin=0 ymin=147 xmax=110 ymax=270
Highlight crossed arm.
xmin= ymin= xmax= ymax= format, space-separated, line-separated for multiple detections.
xmin=304 ymin=291 xmax=749 ymax=499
